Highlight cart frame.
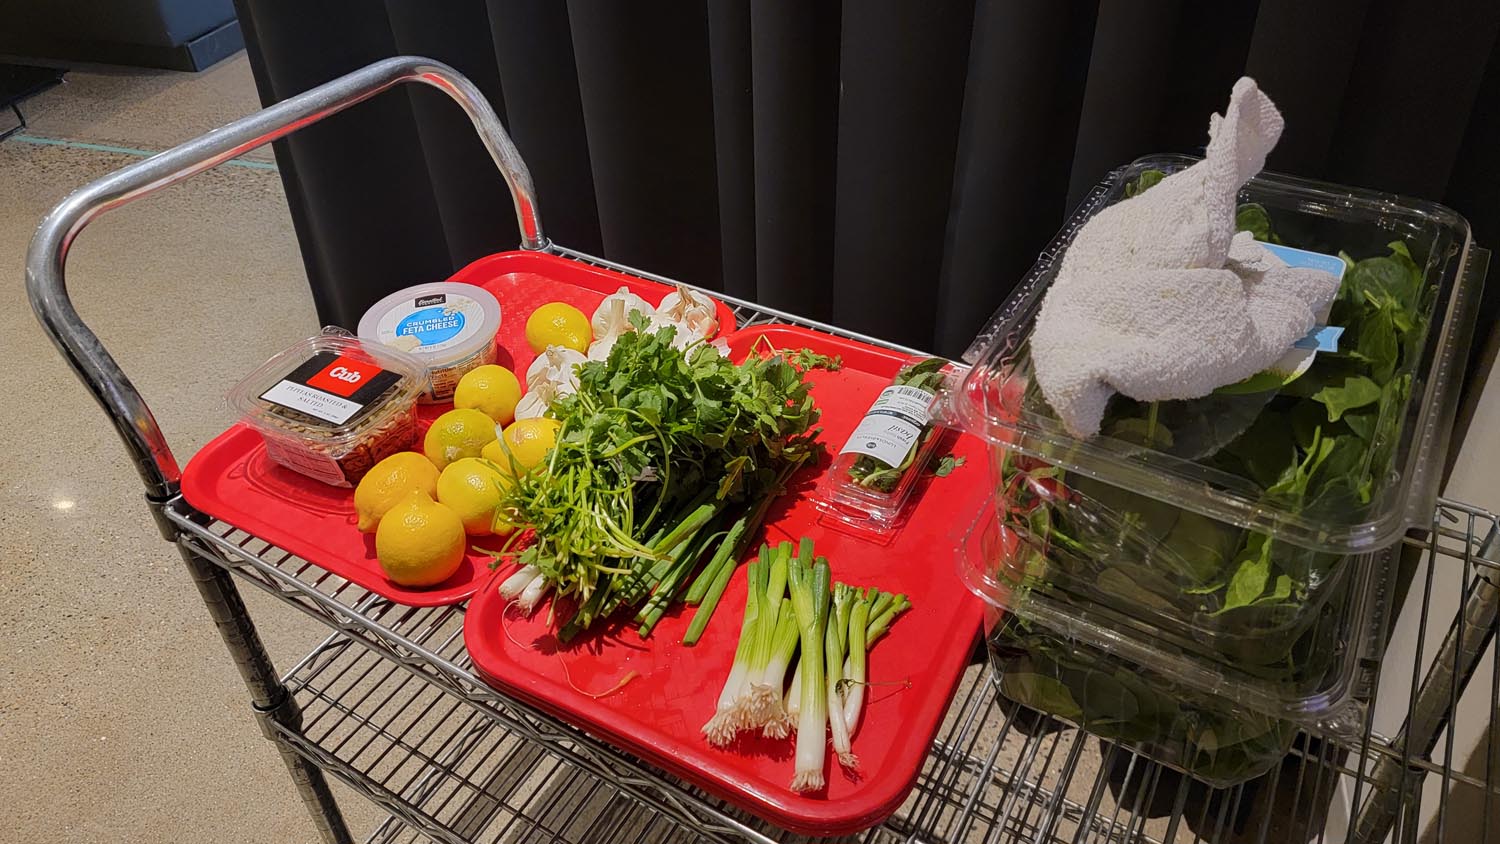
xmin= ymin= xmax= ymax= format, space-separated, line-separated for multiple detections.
xmin=25 ymin=56 xmax=1500 ymax=844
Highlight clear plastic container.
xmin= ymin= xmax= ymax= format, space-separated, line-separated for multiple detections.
xmin=227 ymin=331 xmax=427 ymax=487
xmin=357 ymin=282 xmax=501 ymax=403
xmin=816 ymin=357 xmax=955 ymax=528
xmin=939 ymin=155 xmax=1484 ymax=781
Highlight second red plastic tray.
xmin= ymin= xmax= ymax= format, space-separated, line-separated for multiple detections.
xmin=463 ymin=325 xmax=989 ymax=835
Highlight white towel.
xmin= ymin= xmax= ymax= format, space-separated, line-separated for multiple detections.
xmin=1031 ymin=77 xmax=1342 ymax=439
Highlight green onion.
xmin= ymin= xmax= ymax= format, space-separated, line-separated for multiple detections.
xmin=841 ymin=590 xmax=909 ymax=730
xmin=788 ymin=554 xmax=831 ymax=792
xmin=701 ymin=555 xmax=766 ymax=746
xmin=826 ymin=579 xmax=857 ymax=769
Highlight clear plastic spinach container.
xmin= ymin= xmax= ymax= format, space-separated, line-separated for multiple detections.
xmin=939 ymin=155 xmax=1484 ymax=777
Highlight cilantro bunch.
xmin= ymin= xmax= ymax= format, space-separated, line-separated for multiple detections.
xmin=497 ymin=314 xmax=835 ymax=640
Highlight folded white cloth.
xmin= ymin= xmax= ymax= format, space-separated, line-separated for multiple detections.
xmin=1031 ymin=77 xmax=1342 ymax=439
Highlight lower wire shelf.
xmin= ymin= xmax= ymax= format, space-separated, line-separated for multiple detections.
xmin=170 ymin=492 xmax=1500 ymax=844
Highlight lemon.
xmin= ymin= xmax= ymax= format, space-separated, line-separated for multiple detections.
xmin=454 ymin=364 xmax=522 ymax=425
xmin=498 ymin=417 xmax=563 ymax=471
xmin=423 ymin=408 xmax=500 ymax=470
xmin=353 ymin=452 xmax=441 ymax=532
xmin=374 ymin=492 xmax=466 ymax=587
xmin=525 ymin=302 xmax=590 ymax=353
xmin=436 ymin=457 xmax=515 ymax=536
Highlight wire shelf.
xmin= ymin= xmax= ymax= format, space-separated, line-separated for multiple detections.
xmin=165 ymin=433 xmax=1500 ymax=843
xmin=157 ymin=250 xmax=1500 ymax=844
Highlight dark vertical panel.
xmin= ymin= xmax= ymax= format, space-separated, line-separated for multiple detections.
xmin=747 ymin=0 xmax=842 ymax=319
xmin=1244 ymin=0 xmax=1372 ymax=177
xmin=1444 ymin=38 xmax=1500 ymax=443
xmin=385 ymin=0 xmax=518 ymax=266
xmin=1327 ymin=0 xmax=1500 ymax=198
xmin=230 ymin=0 xmax=451 ymax=329
xmin=830 ymin=0 xmax=975 ymax=349
xmin=933 ymin=0 xmax=1098 ymax=357
xmin=706 ymin=0 xmax=757 ymax=300
xmin=487 ymin=0 xmax=602 ymax=254
xmin=566 ymin=0 xmax=722 ymax=287
xmin=1152 ymin=0 xmax=1261 ymax=150
xmin=1065 ymin=0 xmax=1184 ymax=207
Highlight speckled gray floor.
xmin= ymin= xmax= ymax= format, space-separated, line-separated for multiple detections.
xmin=0 ymin=56 xmax=382 ymax=843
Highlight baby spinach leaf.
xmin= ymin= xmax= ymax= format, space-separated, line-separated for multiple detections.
xmin=1343 ymin=409 xmax=1377 ymax=441
xmin=1312 ymin=376 xmax=1382 ymax=421
xmin=1000 ymin=672 xmax=1083 ymax=720
xmin=1224 ymin=412 xmax=1297 ymax=489
xmin=1357 ymin=308 xmax=1399 ymax=383
xmin=1218 ymin=534 xmax=1272 ymax=612
xmin=1235 ymin=203 xmax=1280 ymax=243
xmin=1125 ymin=169 xmax=1165 ymax=197
xmin=1252 ymin=574 xmax=1293 ymax=606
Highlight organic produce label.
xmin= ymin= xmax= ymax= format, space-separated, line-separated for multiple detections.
xmin=1263 ymin=242 xmax=1346 ymax=376
xmin=260 ymin=351 xmax=401 ymax=425
xmin=839 ymin=385 xmax=933 ymax=468
xmin=373 ymin=292 xmax=484 ymax=354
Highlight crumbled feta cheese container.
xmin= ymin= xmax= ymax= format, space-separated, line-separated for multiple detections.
xmin=357 ymin=282 xmax=501 ymax=403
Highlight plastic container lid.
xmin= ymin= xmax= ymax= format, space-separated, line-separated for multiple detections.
xmin=939 ymin=154 xmax=1485 ymax=555
xmin=357 ymin=282 xmax=502 ymax=369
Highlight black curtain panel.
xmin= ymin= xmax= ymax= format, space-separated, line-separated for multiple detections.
xmin=233 ymin=0 xmax=1500 ymax=374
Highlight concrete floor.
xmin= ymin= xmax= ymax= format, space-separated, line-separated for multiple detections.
xmin=0 ymin=57 xmax=382 ymax=843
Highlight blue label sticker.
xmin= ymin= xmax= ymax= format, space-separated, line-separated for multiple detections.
xmin=1294 ymin=325 xmax=1343 ymax=352
xmin=395 ymin=306 xmax=465 ymax=347
xmin=1262 ymin=242 xmax=1347 ymax=279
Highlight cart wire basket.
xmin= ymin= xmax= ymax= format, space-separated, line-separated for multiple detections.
xmin=25 ymin=56 xmax=1500 ymax=844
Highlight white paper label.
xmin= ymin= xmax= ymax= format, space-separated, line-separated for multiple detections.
xmin=260 ymin=381 xmax=363 ymax=425
xmin=839 ymin=385 xmax=934 ymax=467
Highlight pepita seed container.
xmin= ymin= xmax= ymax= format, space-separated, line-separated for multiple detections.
xmin=938 ymin=155 xmax=1485 ymax=785
xmin=227 ymin=331 xmax=428 ymax=487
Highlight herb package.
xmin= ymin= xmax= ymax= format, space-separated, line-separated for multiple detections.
xmin=947 ymin=155 xmax=1480 ymax=785
xmin=816 ymin=357 xmax=953 ymax=528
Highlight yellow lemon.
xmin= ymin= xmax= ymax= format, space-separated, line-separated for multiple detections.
xmin=453 ymin=364 xmax=522 ymax=425
xmin=524 ymin=302 xmax=590 ymax=353
xmin=423 ymin=408 xmax=499 ymax=470
xmin=353 ymin=451 xmax=441 ymax=532
xmin=374 ymin=492 xmax=466 ymax=587
xmin=436 ymin=457 xmax=515 ymax=536
xmin=498 ymin=417 xmax=563 ymax=471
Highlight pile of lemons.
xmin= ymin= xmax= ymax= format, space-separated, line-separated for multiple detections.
xmin=354 ymin=363 xmax=560 ymax=587
xmin=353 ymin=298 xmax=598 ymax=587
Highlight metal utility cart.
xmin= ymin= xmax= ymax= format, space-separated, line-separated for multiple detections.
xmin=26 ymin=57 xmax=1500 ymax=844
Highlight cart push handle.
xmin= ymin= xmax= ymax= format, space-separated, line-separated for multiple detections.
xmin=25 ymin=56 xmax=546 ymax=502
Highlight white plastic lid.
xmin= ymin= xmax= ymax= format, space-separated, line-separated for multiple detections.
xmin=357 ymin=282 xmax=502 ymax=366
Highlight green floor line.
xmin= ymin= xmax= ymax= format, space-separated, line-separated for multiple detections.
xmin=9 ymin=133 xmax=279 ymax=171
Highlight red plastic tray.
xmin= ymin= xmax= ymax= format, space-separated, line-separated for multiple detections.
xmin=180 ymin=251 xmax=735 ymax=606
xmin=462 ymin=325 xmax=989 ymax=836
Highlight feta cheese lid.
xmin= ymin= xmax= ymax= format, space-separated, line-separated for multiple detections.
xmin=357 ymin=282 xmax=502 ymax=367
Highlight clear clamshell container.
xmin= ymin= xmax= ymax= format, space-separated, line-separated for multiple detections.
xmin=940 ymin=155 xmax=1485 ymax=784
xmin=816 ymin=357 xmax=956 ymax=529
xmin=227 ymin=331 xmax=428 ymax=487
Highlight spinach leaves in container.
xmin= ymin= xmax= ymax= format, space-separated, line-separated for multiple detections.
xmin=942 ymin=79 xmax=1482 ymax=785
xmin=816 ymin=357 xmax=952 ymax=528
